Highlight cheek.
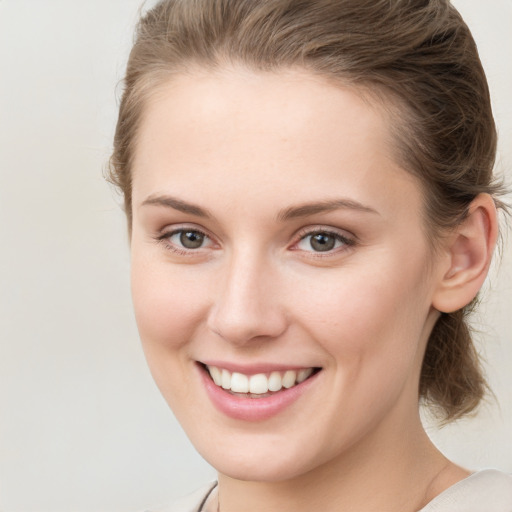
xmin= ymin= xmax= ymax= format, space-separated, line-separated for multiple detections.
xmin=130 ymin=253 xmax=207 ymax=349
xmin=288 ymin=260 xmax=431 ymax=444
xmin=291 ymin=253 xmax=431 ymax=379
xmin=130 ymin=254 xmax=213 ymax=411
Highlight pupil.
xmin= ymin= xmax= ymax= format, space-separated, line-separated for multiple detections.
xmin=311 ymin=233 xmax=335 ymax=252
xmin=180 ymin=231 xmax=204 ymax=249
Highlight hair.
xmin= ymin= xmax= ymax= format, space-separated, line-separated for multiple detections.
xmin=109 ymin=0 xmax=507 ymax=422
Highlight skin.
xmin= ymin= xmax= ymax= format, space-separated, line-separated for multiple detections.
xmin=129 ymin=67 xmax=494 ymax=511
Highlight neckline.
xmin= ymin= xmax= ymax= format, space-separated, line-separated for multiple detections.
xmin=417 ymin=469 xmax=510 ymax=511
xmin=200 ymin=470 xmax=510 ymax=512
xmin=198 ymin=482 xmax=218 ymax=512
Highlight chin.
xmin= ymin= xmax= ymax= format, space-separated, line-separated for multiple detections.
xmin=211 ymin=458 xmax=308 ymax=483
xmin=193 ymin=435 xmax=326 ymax=483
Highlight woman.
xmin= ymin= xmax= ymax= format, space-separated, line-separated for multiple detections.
xmin=109 ymin=0 xmax=512 ymax=510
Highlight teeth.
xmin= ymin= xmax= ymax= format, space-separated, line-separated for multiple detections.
xmin=297 ymin=368 xmax=313 ymax=383
xmin=221 ymin=369 xmax=231 ymax=390
xmin=206 ymin=366 xmax=315 ymax=394
xmin=249 ymin=373 xmax=268 ymax=394
xmin=231 ymin=372 xmax=249 ymax=393
xmin=209 ymin=366 xmax=222 ymax=386
xmin=282 ymin=370 xmax=297 ymax=388
xmin=268 ymin=371 xmax=283 ymax=392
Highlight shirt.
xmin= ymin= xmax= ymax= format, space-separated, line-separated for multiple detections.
xmin=149 ymin=469 xmax=512 ymax=512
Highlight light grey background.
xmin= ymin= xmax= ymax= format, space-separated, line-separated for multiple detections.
xmin=0 ymin=1 xmax=510 ymax=511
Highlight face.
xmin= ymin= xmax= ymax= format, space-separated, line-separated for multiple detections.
xmin=130 ymin=67 xmax=443 ymax=482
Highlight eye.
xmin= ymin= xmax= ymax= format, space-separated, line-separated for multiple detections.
xmin=157 ymin=227 xmax=214 ymax=253
xmin=171 ymin=230 xmax=207 ymax=249
xmin=295 ymin=230 xmax=354 ymax=253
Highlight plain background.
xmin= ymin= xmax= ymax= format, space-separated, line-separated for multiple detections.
xmin=0 ymin=1 xmax=511 ymax=511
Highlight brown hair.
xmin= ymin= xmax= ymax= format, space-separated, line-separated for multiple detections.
xmin=109 ymin=0 xmax=507 ymax=421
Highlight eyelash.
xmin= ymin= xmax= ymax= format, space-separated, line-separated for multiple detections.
xmin=156 ymin=227 xmax=213 ymax=256
xmin=292 ymin=227 xmax=356 ymax=257
xmin=155 ymin=226 xmax=356 ymax=257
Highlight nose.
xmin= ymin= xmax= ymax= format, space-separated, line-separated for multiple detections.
xmin=207 ymin=250 xmax=288 ymax=345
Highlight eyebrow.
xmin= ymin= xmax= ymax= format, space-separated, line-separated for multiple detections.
xmin=141 ymin=195 xmax=212 ymax=218
xmin=141 ymin=194 xmax=379 ymax=220
xmin=277 ymin=198 xmax=379 ymax=221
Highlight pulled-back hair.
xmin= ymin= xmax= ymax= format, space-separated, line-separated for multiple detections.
xmin=110 ymin=0 xmax=507 ymax=422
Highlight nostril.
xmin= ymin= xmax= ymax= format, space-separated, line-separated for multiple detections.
xmin=207 ymin=308 xmax=288 ymax=345
xmin=206 ymin=264 xmax=288 ymax=344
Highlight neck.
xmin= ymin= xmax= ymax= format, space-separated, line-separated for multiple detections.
xmin=215 ymin=413 xmax=466 ymax=512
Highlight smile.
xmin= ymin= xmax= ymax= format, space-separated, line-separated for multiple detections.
xmin=200 ymin=363 xmax=322 ymax=421
xmin=205 ymin=365 xmax=316 ymax=397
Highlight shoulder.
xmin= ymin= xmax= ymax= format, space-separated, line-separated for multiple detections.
xmin=144 ymin=482 xmax=217 ymax=512
xmin=419 ymin=469 xmax=512 ymax=512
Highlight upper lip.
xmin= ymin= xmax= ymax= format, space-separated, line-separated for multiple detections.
xmin=199 ymin=360 xmax=320 ymax=375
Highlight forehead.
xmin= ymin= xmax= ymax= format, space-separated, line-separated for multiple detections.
xmin=131 ymin=67 xmax=420 ymax=216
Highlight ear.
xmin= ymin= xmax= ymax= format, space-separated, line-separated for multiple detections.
xmin=432 ymin=194 xmax=498 ymax=313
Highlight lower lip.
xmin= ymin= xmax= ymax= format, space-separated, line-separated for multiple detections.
xmin=199 ymin=365 xmax=320 ymax=422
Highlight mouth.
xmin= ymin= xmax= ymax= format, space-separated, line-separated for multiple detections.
xmin=202 ymin=364 xmax=321 ymax=398
xmin=198 ymin=362 xmax=323 ymax=421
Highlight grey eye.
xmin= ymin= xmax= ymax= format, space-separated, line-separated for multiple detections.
xmin=179 ymin=230 xmax=205 ymax=249
xmin=309 ymin=233 xmax=336 ymax=252
xmin=296 ymin=230 xmax=350 ymax=253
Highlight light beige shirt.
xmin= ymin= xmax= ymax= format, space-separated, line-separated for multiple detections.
xmin=149 ymin=469 xmax=512 ymax=512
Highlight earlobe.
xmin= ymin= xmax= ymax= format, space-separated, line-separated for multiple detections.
xmin=432 ymin=194 xmax=498 ymax=313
